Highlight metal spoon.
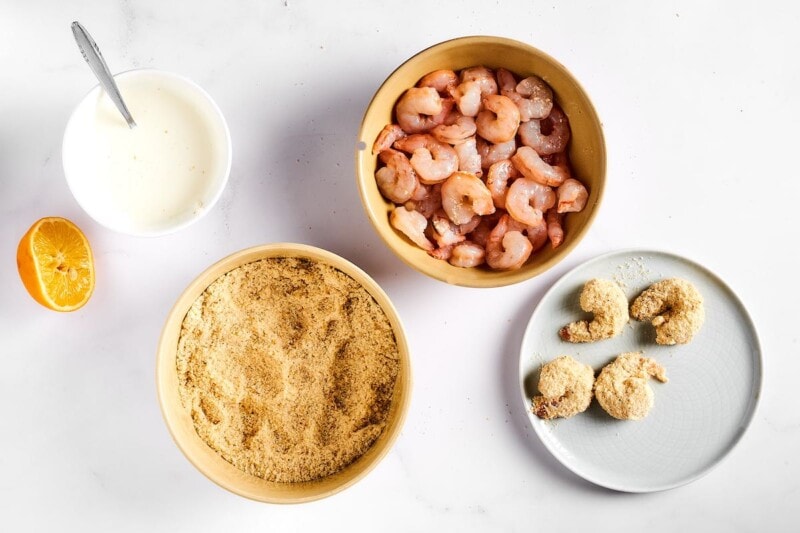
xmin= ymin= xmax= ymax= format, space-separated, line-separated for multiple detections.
xmin=71 ymin=21 xmax=137 ymax=128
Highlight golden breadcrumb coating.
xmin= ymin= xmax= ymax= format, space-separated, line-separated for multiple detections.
xmin=560 ymin=278 xmax=629 ymax=343
xmin=594 ymin=352 xmax=667 ymax=420
xmin=532 ymin=355 xmax=595 ymax=419
xmin=630 ymin=278 xmax=704 ymax=345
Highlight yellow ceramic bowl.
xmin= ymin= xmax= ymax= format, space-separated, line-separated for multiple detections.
xmin=156 ymin=243 xmax=411 ymax=503
xmin=356 ymin=36 xmax=606 ymax=287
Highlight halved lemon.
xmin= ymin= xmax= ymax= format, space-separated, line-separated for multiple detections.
xmin=17 ymin=217 xmax=95 ymax=312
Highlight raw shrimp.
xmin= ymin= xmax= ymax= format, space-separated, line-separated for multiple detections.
xmin=497 ymin=69 xmax=553 ymax=122
xmin=518 ymin=105 xmax=570 ymax=155
xmin=505 ymin=178 xmax=556 ymax=226
xmin=466 ymin=212 xmax=501 ymax=248
xmin=511 ymin=146 xmax=569 ymax=187
xmin=476 ymin=95 xmax=521 ymax=144
xmin=485 ymin=214 xmax=533 ymax=270
xmin=430 ymin=97 xmax=455 ymax=126
xmin=559 ymin=278 xmax=629 ymax=343
xmin=514 ymin=76 xmax=554 ymax=120
xmin=460 ymin=66 xmax=498 ymax=96
xmin=449 ymin=241 xmax=485 ymax=268
xmin=486 ymin=159 xmax=518 ymax=209
xmin=432 ymin=115 xmax=477 ymax=145
xmin=546 ymin=209 xmax=564 ymax=248
xmin=375 ymin=149 xmax=418 ymax=203
xmin=526 ymin=216 xmax=549 ymax=252
xmin=440 ymin=171 xmax=495 ymax=225
xmin=630 ymin=278 xmax=705 ymax=345
xmin=404 ymin=183 xmax=441 ymax=219
xmin=557 ymin=178 xmax=588 ymax=213
xmin=372 ymin=124 xmax=407 ymax=155
xmin=389 ymin=206 xmax=434 ymax=252
xmin=431 ymin=210 xmax=466 ymax=247
xmin=478 ymin=138 xmax=517 ymax=170
xmin=454 ymin=137 xmax=482 ymax=176
xmin=458 ymin=214 xmax=481 ymax=234
xmin=418 ymin=69 xmax=458 ymax=95
xmin=393 ymin=134 xmax=458 ymax=183
xmin=395 ymin=87 xmax=443 ymax=134
xmin=451 ymin=81 xmax=482 ymax=117
xmin=594 ymin=352 xmax=668 ymax=420
xmin=429 ymin=245 xmax=454 ymax=261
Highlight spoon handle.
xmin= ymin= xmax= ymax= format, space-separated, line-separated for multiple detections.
xmin=71 ymin=21 xmax=137 ymax=128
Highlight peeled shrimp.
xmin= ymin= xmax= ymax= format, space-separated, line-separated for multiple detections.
xmin=372 ymin=124 xmax=407 ymax=155
xmin=546 ymin=210 xmax=564 ymax=248
xmin=476 ymin=94 xmax=521 ymax=144
xmin=485 ymin=214 xmax=533 ymax=270
xmin=559 ymin=278 xmax=629 ymax=343
xmin=431 ymin=210 xmax=466 ymax=247
xmin=526 ymin=216 xmax=549 ymax=252
xmin=630 ymin=278 xmax=705 ymax=345
xmin=440 ymin=171 xmax=495 ymax=225
xmin=449 ymin=241 xmax=485 ymax=268
xmin=393 ymin=134 xmax=458 ymax=184
xmin=418 ymin=69 xmax=458 ymax=95
xmin=390 ymin=206 xmax=434 ymax=252
xmin=497 ymin=69 xmax=554 ymax=122
xmin=375 ymin=149 xmax=418 ymax=203
xmin=511 ymin=146 xmax=569 ymax=187
xmin=451 ymin=81 xmax=482 ymax=117
xmin=518 ymin=105 xmax=570 ymax=155
xmin=432 ymin=115 xmax=477 ymax=145
xmin=505 ymin=178 xmax=556 ymax=226
xmin=486 ymin=159 xmax=518 ymax=209
xmin=454 ymin=137 xmax=482 ymax=176
xmin=557 ymin=178 xmax=588 ymax=213
xmin=404 ymin=183 xmax=441 ymax=219
xmin=460 ymin=66 xmax=498 ymax=96
xmin=395 ymin=87 xmax=443 ymax=134
xmin=478 ymin=138 xmax=517 ymax=170
xmin=466 ymin=212 xmax=501 ymax=248
xmin=429 ymin=245 xmax=453 ymax=261
xmin=514 ymin=76 xmax=554 ymax=120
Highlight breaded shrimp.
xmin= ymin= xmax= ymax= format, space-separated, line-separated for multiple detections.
xmin=532 ymin=355 xmax=595 ymax=420
xmin=594 ymin=352 xmax=668 ymax=420
xmin=560 ymin=279 xmax=629 ymax=343
xmin=630 ymin=278 xmax=705 ymax=345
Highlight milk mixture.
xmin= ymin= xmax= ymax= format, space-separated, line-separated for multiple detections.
xmin=64 ymin=71 xmax=229 ymax=234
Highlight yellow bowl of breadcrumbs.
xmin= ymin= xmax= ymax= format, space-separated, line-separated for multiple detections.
xmin=156 ymin=243 xmax=411 ymax=503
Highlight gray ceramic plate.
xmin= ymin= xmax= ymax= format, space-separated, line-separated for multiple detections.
xmin=519 ymin=249 xmax=762 ymax=492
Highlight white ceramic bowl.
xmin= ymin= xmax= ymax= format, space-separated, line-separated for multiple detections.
xmin=63 ymin=69 xmax=232 ymax=237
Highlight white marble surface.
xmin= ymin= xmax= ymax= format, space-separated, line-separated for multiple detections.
xmin=1 ymin=0 xmax=798 ymax=531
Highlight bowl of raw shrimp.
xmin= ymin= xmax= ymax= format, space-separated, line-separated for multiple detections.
xmin=356 ymin=36 xmax=606 ymax=287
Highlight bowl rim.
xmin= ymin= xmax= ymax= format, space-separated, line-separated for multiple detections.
xmin=62 ymin=68 xmax=233 ymax=238
xmin=355 ymin=35 xmax=606 ymax=288
xmin=155 ymin=242 xmax=412 ymax=503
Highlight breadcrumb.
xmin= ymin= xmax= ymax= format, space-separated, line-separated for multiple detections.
xmin=594 ymin=352 xmax=667 ymax=420
xmin=630 ymin=278 xmax=704 ymax=345
xmin=560 ymin=278 xmax=629 ymax=343
xmin=532 ymin=355 xmax=595 ymax=419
